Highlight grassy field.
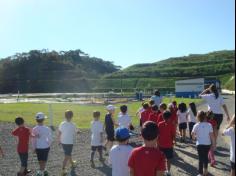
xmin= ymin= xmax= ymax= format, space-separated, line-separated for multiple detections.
xmin=0 ymin=98 xmax=202 ymax=128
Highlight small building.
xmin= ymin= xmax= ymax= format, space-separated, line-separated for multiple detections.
xmin=175 ymin=78 xmax=221 ymax=98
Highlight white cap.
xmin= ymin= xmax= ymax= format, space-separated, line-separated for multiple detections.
xmin=106 ymin=105 xmax=116 ymax=111
xmin=35 ymin=112 xmax=47 ymax=120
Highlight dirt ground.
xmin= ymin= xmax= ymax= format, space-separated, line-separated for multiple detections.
xmin=0 ymin=95 xmax=235 ymax=176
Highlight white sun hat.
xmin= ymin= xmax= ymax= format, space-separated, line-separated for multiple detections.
xmin=35 ymin=112 xmax=47 ymax=120
xmin=106 ymin=105 xmax=116 ymax=111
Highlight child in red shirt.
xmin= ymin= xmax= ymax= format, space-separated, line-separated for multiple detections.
xmin=149 ymin=105 xmax=161 ymax=124
xmin=207 ymin=111 xmax=217 ymax=167
xmin=128 ymin=121 xmax=166 ymax=176
xmin=157 ymin=103 xmax=167 ymax=124
xmin=140 ymin=102 xmax=151 ymax=127
xmin=158 ymin=111 xmax=176 ymax=176
xmin=12 ymin=117 xmax=31 ymax=176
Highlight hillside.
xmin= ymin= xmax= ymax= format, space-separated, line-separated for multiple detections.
xmin=107 ymin=50 xmax=235 ymax=78
xmin=103 ymin=50 xmax=235 ymax=91
xmin=0 ymin=50 xmax=120 ymax=93
xmin=0 ymin=50 xmax=235 ymax=93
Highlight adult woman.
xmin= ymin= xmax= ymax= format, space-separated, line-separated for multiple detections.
xmin=151 ymin=90 xmax=163 ymax=107
xmin=199 ymin=84 xmax=230 ymax=140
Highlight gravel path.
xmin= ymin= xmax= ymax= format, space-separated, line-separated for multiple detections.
xmin=0 ymin=95 xmax=234 ymax=176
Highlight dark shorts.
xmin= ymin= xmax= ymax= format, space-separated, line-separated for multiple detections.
xmin=179 ymin=122 xmax=187 ymax=130
xmin=62 ymin=144 xmax=73 ymax=156
xmin=213 ymin=114 xmax=223 ymax=130
xmin=106 ymin=131 xmax=115 ymax=141
xmin=19 ymin=153 xmax=28 ymax=167
xmin=91 ymin=146 xmax=103 ymax=152
xmin=231 ymin=161 xmax=235 ymax=170
xmin=159 ymin=148 xmax=174 ymax=160
xmin=36 ymin=148 xmax=50 ymax=162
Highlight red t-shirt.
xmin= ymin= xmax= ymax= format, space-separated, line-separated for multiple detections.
xmin=12 ymin=127 xmax=31 ymax=153
xmin=149 ymin=111 xmax=161 ymax=124
xmin=208 ymin=119 xmax=217 ymax=128
xmin=156 ymin=113 xmax=164 ymax=124
xmin=141 ymin=110 xmax=151 ymax=125
xmin=173 ymin=107 xmax=178 ymax=114
xmin=148 ymin=107 xmax=153 ymax=114
xmin=158 ymin=121 xmax=176 ymax=148
xmin=170 ymin=113 xmax=178 ymax=125
xmin=128 ymin=146 xmax=166 ymax=176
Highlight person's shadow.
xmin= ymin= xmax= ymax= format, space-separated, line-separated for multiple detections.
xmin=172 ymin=155 xmax=199 ymax=175
xmin=69 ymin=168 xmax=78 ymax=176
xmin=95 ymin=162 xmax=112 ymax=176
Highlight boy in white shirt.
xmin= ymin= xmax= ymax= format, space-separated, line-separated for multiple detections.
xmin=32 ymin=112 xmax=52 ymax=176
xmin=58 ymin=110 xmax=78 ymax=175
xmin=118 ymin=105 xmax=132 ymax=129
xmin=223 ymin=115 xmax=235 ymax=176
xmin=109 ymin=127 xmax=133 ymax=176
xmin=90 ymin=111 xmax=104 ymax=167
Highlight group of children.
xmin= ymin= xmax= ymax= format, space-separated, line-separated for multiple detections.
xmin=0 ymin=99 xmax=235 ymax=176
xmin=95 ymin=100 xmax=235 ymax=176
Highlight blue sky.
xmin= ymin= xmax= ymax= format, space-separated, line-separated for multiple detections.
xmin=0 ymin=0 xmax=235 ymax=68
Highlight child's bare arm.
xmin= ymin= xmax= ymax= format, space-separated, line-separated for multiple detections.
xmin=112 ymin=117 xmax=118 ymax=127
xmin=222 ymin=105 xmax=231 ymax=122
xmin=100 ymin=132 xmax=104 ymax=144
xmin=58 ymin=131 xmax=62 ymax=144
xmin=210 ymin=132 xmax=216 ymax=150
xmin=226 ymin=115 xmax=235 ymax=129
xmin=191 ymin=132 xmax=196 ymax=140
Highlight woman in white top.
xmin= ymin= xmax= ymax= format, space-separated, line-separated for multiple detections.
xmin=192 ymin=111 xmax=216 ymax=176
xmin=199 ymin=84 xmax=230 ymax=141
xmin=151 ymin=90 xmax=163 ymax=107
xmin=222 ymin=115 xmax=235 ymax=176
xmin=187 ymin=102 xmax=197 ymax=140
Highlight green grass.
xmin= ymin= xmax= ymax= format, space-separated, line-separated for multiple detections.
xmin=219 ymin=74 xmax=235 ymax=91
xmin=0 ymin=98 xmax=202 ymax=128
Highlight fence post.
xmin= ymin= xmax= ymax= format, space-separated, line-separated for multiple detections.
xmin=48 ymin=104 xmax=55 ymax=131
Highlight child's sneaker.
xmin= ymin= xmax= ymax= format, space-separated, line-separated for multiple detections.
xmin=43 ymin=170 xmax=49 ymax=176
xmin=61 ymin=169 xmax=68 ymax=176
xmin=71 ymin=160 xmax=77 ymax=168
xmin=99 ymin=158 xmax=105 ymax=163
xmin=24 ymin=169 xmax=31 ymax=175
xmin=36 ymin=171 xmax=43 ymax=176
xmin=211 ymin=161 xmax=217 ymax=167
xmin=103 ymin=146 xmax=107 ymax=151
xmin=165 ymin=171 xmax=171 ymax=176
xmin=90 ymin=160 xmax=95 ymax=168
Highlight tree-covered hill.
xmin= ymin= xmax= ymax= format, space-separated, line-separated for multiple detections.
xmin=0 ymin=50 xmax=235 ymax=93
xmin=0 ymin=50 xmax=120 ymax=93
xmin=101 ymin=50 xmax=235 ymax=92
xmin=107 ymin=50 xmax=235 ymax=79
